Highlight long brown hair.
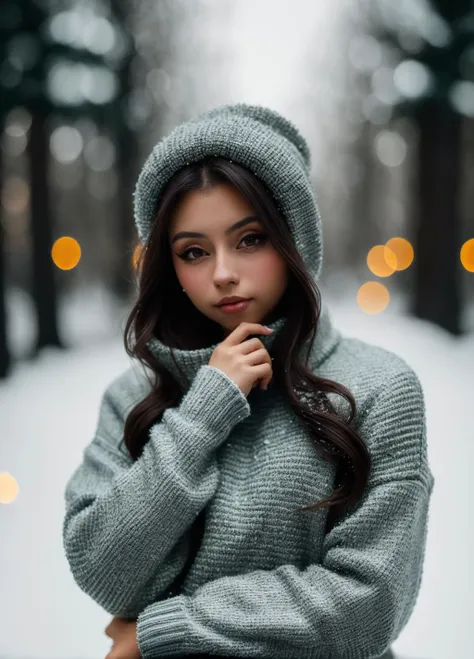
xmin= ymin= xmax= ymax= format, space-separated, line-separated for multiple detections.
xmin=122 ymin=156 xmax=372 ymax=527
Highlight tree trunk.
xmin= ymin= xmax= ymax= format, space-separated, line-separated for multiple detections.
xmin=0 ymin=122 xmax=11 ymax=378
xmin=348 ymin=119 xmax=377 ymax=274
xmin=27 ymin=112 xmax=64 ymax=354
xmin=111 ymin=124 xmax=136 ymax=303
xmin=411 ymin=99 xmax=462 ymax=335
xmin=109 ymin=0 xmax=137 ymax=304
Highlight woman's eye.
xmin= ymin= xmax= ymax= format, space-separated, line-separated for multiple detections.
xmin=241 ymin=233 xmax=266 ymax=248
xmin=178 ymin=247 xmax=204 ymax=262
xmin=177 ymin=233 xmax=267 ymax=263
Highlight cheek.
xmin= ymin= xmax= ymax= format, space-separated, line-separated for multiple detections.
xmin=175 ymin=262 xmax=207 ymax=296
xmin=252 ymin=251 xmax=287 ymax=286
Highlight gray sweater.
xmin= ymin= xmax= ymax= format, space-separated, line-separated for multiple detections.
xmin=63 ymin=104 xmax=435 ymax=658
xmin=62 ymin=303 xmax=435 ymax=658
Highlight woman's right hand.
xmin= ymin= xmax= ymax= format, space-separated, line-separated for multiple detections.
xmin=208 ymin=323 xmax=274 ymax=397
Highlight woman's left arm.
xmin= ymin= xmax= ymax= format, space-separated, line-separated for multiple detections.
xmin=133 ymin=370 xmax=436 ymax=659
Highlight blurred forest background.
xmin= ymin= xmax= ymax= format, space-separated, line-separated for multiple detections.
xmin=1 ymin=3 xmax=473 ymax=658
xmin=1 ymin=0 xmax=473 ymax=379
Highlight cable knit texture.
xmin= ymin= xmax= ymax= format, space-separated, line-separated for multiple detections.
xmin=63 ymin=103 xmax=435 ymax=659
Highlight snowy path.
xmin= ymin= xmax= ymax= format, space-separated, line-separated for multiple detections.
xmin=1 ymin=287 xmax=472 ymax=659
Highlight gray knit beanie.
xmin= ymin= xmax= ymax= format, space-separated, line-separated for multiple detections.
xmin=133 ymin=103 xmax=323 ymax=281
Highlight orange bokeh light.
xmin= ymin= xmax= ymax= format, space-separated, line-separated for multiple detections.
xmin=460 ymin=238 xmax=474 ymax=272
xmin=51 ymin=237 xmax=81 ymax=270
xmin=0 ymin=472 xmax=19 ymax=504
xmin=385 ymin=237 xmax=414 ymax=270
xmin=132 ymin=243 xmax=144 ymax=269
xmin=357 ymin=282 xmax=390 ymax=314
xmin=367 ymin=245 xmax=397 ymax=277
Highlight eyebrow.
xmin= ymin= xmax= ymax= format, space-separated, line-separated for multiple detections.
xmin=171 ymin=215 xmax=261 ymax=245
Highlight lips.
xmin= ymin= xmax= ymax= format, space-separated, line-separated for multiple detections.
xmin=217 ymin=298 xmax=252 ymax=313
xmin=216 ymin=298 xmax=249 ymax=307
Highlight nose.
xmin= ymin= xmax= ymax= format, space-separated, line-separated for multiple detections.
xmin=212 ymin=255 xmax=240 ymax=286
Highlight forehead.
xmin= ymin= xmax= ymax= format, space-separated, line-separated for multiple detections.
xmin=170 ymin=184 xmax=254 ymax=229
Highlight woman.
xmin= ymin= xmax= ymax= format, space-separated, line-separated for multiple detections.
xmin=63 ymin=103 xmax=435 ymax=659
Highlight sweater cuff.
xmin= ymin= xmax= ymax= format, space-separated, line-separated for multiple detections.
xmin=180 ymin=364 xmax=251 ymax=435
xmin=136 ymin=595 xmax=190 ymax=657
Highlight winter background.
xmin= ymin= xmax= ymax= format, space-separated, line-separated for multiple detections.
xmin=1 ymin=1 xmax=473 ymax=658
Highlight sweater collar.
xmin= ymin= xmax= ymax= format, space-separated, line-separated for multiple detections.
xmin=146 ymin=301 xmax=340 ymax=392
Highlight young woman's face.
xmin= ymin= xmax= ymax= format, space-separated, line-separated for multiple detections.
xmin=168 ymin=183 xmax=289 ymax=337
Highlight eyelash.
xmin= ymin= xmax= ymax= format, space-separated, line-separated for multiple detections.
xmin=177 ymin=232 xmax=268 ymax=263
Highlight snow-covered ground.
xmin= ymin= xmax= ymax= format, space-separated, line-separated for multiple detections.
xmin=1 ymin=283 xmax=472 ymax=659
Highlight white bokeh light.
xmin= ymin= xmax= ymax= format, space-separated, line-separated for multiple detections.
xmin=84 ymin=136 xmax=116 ymax=172
xmin=393 ymin=59 xmax=434 ymax=99
xmin=374 ymin=130 xmax=407 ymax=167
xmin=50 ymin=126 xmax=84 ymax=164
xmin=449 ymin=80 xmax=474 ymax=118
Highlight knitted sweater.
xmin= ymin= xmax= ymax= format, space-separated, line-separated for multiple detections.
xmin=63 ymin=303 xmax=434 ymax=659
xmin=62 ymin=104 xmax=435 ymax=658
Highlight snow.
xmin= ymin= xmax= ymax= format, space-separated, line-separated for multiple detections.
xmin=0 ymin=283 xmax=472 ymax=659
